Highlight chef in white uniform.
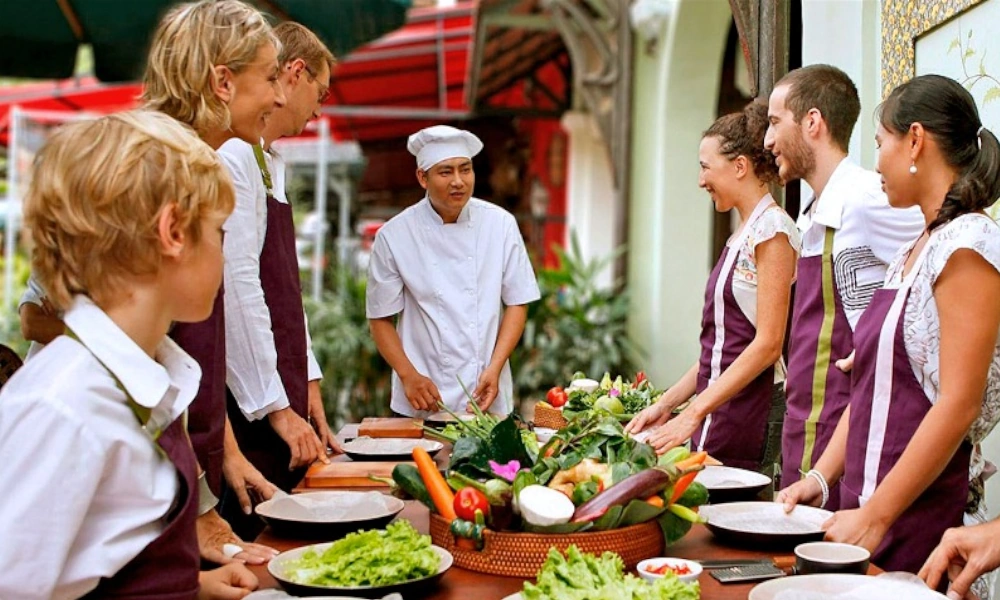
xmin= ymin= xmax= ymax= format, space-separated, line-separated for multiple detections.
xmin=366 ymin=125 xmax=541 ymax=417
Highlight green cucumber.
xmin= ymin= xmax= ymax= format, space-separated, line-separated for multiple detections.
xmin=392 ymin=463 xmax=434 ymax=510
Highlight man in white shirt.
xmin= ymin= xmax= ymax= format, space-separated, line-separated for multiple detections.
xmin=367 ymin=125 xmax=541 ymax=417
xmin=764 ymin=64 xmax=925 ymax=505
xmin=217 ymin=23 xmax=338 ymax=535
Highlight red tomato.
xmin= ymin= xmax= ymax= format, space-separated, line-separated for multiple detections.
xmin=645 ymin=562 xmax=692 ymax=576
xmin=546 ymin=386 xmax=568 ymax=408
xmin=453 ymin=487 xmax=489 ymax=522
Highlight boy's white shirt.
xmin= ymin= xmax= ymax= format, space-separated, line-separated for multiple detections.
xmin=217 ymin=138 xmax=322 ymax=422
xmin=0 ymin=295 xmax=200 ymax=600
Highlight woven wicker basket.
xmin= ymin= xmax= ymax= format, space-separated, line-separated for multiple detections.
xmin=532 ymin=403 xmax=568 ymax=430
xmin=429 ymin=514 xmax=664 ymax=578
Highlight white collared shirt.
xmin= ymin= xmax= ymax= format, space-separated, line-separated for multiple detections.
xmin=797 ymin=158 xmax=925 ymax=329
xmin=367 ymin=197 xmax=541 ymax=416
xmin=218 ymin=139 xmax=322 ymax=421
xmin=0 ymin=296 xmax=200 ymax=600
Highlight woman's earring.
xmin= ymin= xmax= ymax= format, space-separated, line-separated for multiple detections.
xmin=909 ymin=162 xmax=918 ymax=175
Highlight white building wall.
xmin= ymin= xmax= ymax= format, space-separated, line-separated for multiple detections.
xmin=801 ymin=0 xmax=882 ymax=171
xmin=627 ymin=0 xmax=732 ymax=387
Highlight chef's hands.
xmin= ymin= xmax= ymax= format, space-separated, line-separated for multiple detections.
xmin=470 ymin=366 xmax=500 ymax=412
xmin=222 ymin=449 xmax=279 ymax=515
xmin=820 ymin=507 xmax=887 ymax=555
xmin=196 ymin=509 xmax=278 ymax=566
xmin=402 ymin=371 xmax=442 ymax=412
xmin=197 ymin=563 xmax=258 ymax=599
xmin=269 ymin=407 xmax=329 ymax=470
xmin=307 ymin=380 xmax=341 ymax=454
xmin=625 ymin=399 xmax=671 ymax=435
xmin=644 ymin=410 xmax=700 ymax=454
xmin=920 ymin=521 xmax=1000 ymax=600
xmin=776 ymin=476 xmax=824 ymax=512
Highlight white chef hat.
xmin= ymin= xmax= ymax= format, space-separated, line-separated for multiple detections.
xmin=407 ymin=125 xmax=483 ymax=171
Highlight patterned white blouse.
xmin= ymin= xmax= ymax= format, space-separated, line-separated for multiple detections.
xmin=885 ymin=213 xmax=1000 ymax=524
xmin=731 ymin=205 xmax=803 ymax=327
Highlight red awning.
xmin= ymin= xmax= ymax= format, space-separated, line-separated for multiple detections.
xmin=320 ymin=2 xmax=475 ymax=142
xmin=0 ymin=78 xmax=140 ymax=145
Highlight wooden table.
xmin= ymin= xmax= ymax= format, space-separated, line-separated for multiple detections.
xmin=251 ymin=498 xmax=880 ymax=599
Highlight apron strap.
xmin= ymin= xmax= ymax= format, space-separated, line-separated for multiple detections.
xmin=800 ymin=227 xmax=838 ymax=474
xmin=252 ymin=144 xmax=273 ymax=195
xmin=861 ymin=233 xmax=933 ymax=501
xmin=64 ymin=328 xmax=165 ymax=445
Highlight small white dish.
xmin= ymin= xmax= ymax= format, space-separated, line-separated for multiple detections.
xmin=637 ymin=557 xmax=702 ymax=583
xmin=534 ymin=427 xmax=557 ymax=443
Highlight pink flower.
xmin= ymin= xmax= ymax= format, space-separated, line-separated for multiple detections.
xmin=488 ymin=459 xmax=521 ymax=482
xmin=609 ymin=388 xmax=621 ymax=397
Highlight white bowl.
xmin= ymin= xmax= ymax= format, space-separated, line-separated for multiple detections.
xmin=534 ymin=427 xmax=557 ymax=443
xmin=637 ymin=557 xmax=702 ymax=583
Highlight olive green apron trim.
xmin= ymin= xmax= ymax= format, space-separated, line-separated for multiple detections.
xmin=802 ymin=227 xmax=837 ymax=474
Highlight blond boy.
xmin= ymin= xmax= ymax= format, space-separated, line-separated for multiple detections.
xmin=0 ymin=111 xmax=256 ymax=599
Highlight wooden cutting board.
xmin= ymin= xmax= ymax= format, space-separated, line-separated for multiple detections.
xmin=303 ymin=456 xmax=413 ymax=488
xmin=358 ymin=417 xmax=424 ymax=439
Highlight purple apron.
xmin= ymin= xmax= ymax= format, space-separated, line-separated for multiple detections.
xmin=782 ymin=228 xmax=852 ymax=508
xmin=83 ymin=413 xmax=201 ymax=599
xmin=841 ymin=239 xmax=970 ymax=574
xmin=170 ymin=291 xmax=226 ymax=497
xmin=691 ymin=197 xmax=775 ymax=471
xmin=227 ymin=146 xmax=309 ymax=495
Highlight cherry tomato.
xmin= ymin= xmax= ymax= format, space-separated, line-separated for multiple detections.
xmin=546 ymin=386 xmax=568 ymax=408
xmin=453 ymin=487 xmax=489 ymax=522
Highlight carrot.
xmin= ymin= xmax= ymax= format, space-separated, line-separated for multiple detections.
xmin=413 ymin=447 xmax=456 ymax=521
xmin=645 ymin=494 xmax=665 ymax=508
xmin=674 ymin=451 xmax=708 ymax=471
xmin=669 ymin=471 xmax=698 ymax=504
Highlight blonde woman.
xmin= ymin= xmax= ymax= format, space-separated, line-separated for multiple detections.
xmin=142 ymin=0 xmax=286 ymax=566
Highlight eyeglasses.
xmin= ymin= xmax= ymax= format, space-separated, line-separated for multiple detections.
xmin=303 ymin=64 xmax=331 ymax=104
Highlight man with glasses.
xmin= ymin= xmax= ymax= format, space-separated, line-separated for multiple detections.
xmin=216 ymin=22 xmax=337 ymax=538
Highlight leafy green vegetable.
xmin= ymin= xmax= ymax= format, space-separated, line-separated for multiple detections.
xmin=521 ymin=546 xmax=700 ymax=600
xmin=282 ymin=521 xmax=439 ymax=588
xmin=449 ymin=414 xmax=533 ymax=479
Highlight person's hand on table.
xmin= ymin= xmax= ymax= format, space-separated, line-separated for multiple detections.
xmin=644 ymin=409 xmax=699 ymax=455
xmin=402 ymin=371 xmax=441 ymax=412
xmin=819 ymin=507 xmax=888 ymax=555
xmin=197 ymin=562 xmax=258 ymax=599
xmin=470 ymin=366 xmax=500 ymax=413
xmin=624 ymin=397 xmax=671 ymax=435
xmin=307 ymin=380 xmax=341 ymax=454
xmin=196 ymin=509 xmax=278 ymax=566
xmin=222 ymin=448 xmax=280 ymax=515
xmin=920 ymin=521 xmax=1000 ymax=600
xmin=268 ymin=406 xmax=329 ymax=470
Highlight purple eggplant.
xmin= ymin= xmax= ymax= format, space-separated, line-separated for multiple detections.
xmin=572 ymin=467 xmax=674 ymax=523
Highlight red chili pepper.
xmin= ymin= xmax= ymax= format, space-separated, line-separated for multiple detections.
xmin=453 ymin=487 xmax=490 ymax=522
xmin=634 ymin=371 xmax=646 ymax=387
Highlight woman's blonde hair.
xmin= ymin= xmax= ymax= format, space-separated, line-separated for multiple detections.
xmin=24 ymin=110 xmax=236 ymax=310
xmin=142 ymin=0 xmax=279 ymax=137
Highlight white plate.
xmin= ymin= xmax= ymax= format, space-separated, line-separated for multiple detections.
xmin=749 ymin=573 xmax=948 ymax=599
xmin=340 ymin=437 xmax=443 ymax=456
xmin=700 ymin=501 xmax=832 ymax=547
xmin=270 ymin=542 xmax=452 ymax=596
xmin=256 ymin=491 xmax=404 ymax=524
xmin=695 ymin=466 xmax=771 ymax=489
